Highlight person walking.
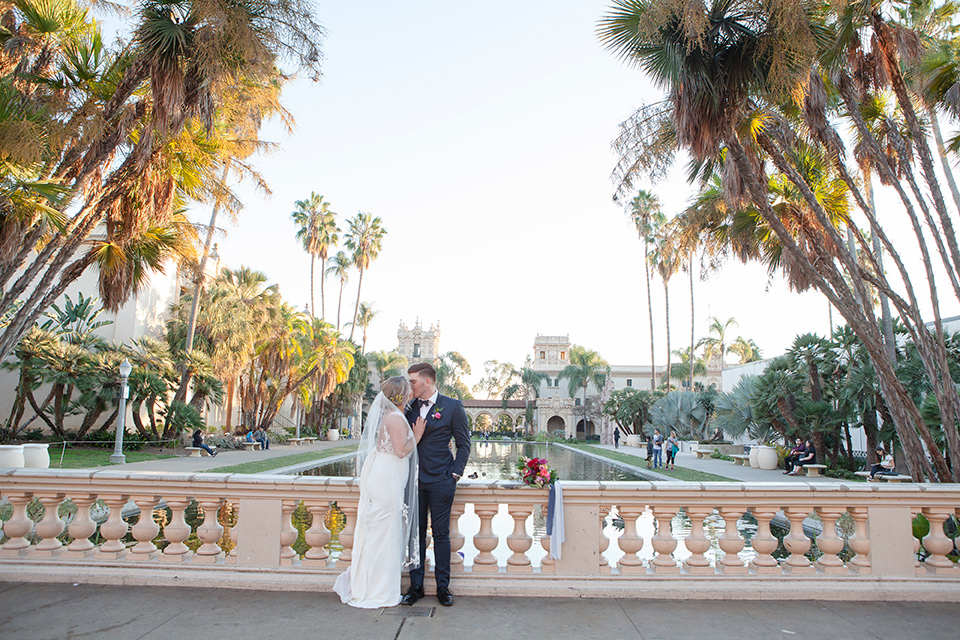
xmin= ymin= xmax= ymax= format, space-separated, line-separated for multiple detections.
xmin=665 ymin=431 xmax=679 ymax=470
xmin=614 ymin=428 xmax=621 ymax=449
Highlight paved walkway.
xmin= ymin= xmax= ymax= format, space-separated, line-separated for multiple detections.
xmin=109 ymin=438 xmax=355 ymax=474
xmin=0 ymin=582 xmax=956 ymax=640
xmin=588 ymin=443 xmax=847 ymax=483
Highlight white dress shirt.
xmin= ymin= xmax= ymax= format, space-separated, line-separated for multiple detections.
xmin=419 ymin=390 xmax=440 ymax=419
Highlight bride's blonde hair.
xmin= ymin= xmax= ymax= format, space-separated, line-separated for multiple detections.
xmin=381 ymin=376 xmax=412 ymax=407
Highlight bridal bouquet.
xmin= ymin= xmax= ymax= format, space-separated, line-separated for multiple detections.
xmin=516 ymin=456 xmax=558 ymax=488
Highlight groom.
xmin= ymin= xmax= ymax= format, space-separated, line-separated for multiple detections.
xmin=402 ymin=362 xmax=471 ymax=607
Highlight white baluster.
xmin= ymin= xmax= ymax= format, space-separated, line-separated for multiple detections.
xmin=598 ymin=508 xmax=611 ymax=574
xmin=506 ymin=502 xmax=533 ymax=573
xmin=30 ymin=493 xmax=65 ymax=557
xmin=847 ymin=507 xmax=870 ymax=574
xmin=782 ymin=507 xmax=814 ymax=574
xmin=0 ymin=493 xmax=34 ymax=556
xmin=472 ymin=504 xmax=499 ymax=572
xmin=62 ymin=494 xmax=97 ymax=559
xmin=650 ymin=505 xmax=680 ymax=574
xmin=616 ymin=504 xmax=645 ymax=574
xmin=128 ymin=495 xmax=161 ymax=561
xmin=95 ymin=494 xmax=130 ymax=559
xmin=921 ymin=507 xmax=960 ymax=575
xmin=449 ymin=502 xmax=465 ymax=572
xmin=682 ymin=507 xmax=714 ymax=574
xmin=160 ymin=498 xmax=193 ymax=562
xmin=813 ymin=507 xmax=846 ymax=574
xmin=302 ymin=500 xmax=331 ymax=568
xmin=279 ymin=500 xmax=299 ymax=566
xmin=717 ymin=507 xmax=747 ymax=574
xmin=748 ymin=507 xmax=781 ymax=574
xmin=335 ymin=501 xmax=358 ymax=568
xmin=226 ymin=500 xmax=240 ymax=564
xmin=194 ymin=497 xmax=225 ymax=563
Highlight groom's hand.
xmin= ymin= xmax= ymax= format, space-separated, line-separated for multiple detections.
xmin=452 ymin=472 xmax=461 ymax=482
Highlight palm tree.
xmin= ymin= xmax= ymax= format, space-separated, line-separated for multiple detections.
xmin=346 ymin=302 xmax=377 ymax=356
xmin=700 ymin=317 xmax=739 ymax=372
xmin=560 ymin=346 xmax=611 ymax=437
xmin=502 ymin=359 xmax=550 ymax=431
xmin=325 ymin=251 xmax=352 ymax=330
xmin=649 ymin=233 xmax=678 ymax=390
xmin=344 ymin=213 xmax=386 ymax=341
xmin=728 ymin=337 xmax=762 ymax=364
xmin=291 ymin=193 xmax=338 ymax=319
xmin=627 ymin=190 xmax=665 ymax=389
xmin=368 ymin=350 xmax=409 ymax=383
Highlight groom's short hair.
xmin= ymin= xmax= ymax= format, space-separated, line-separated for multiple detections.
xmin=407 ymin=362 xmax=437 ymax=382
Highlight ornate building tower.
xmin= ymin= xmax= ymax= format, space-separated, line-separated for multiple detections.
xmin=397 ymin=319 xmax=441 ymax=364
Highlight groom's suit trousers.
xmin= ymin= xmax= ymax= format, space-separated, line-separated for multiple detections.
xmin=410 ymin=476 xmax=457 ymax=590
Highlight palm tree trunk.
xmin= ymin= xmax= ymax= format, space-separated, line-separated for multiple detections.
xmin=645 ymin=241 xmax=655 ymax=389
xmin=336 ymin=280 xmax=345 ymax=330
xmin=349 ymin=268 xmax=364 ymax=341
xmin=362 ymin=327 xmax=368 ymax=356
xmin=927 ymin=105 xmax=960 ymax=215
xmin=663 ymin=280 xmax=671 ymax=391
xmin=175 ymin=161 xmax=231 ymax=405
xmin=865 ymin=171 xmax=897 ymax=365
xmin=225 ymin=377 xmax=235 ymax=430
xmin=319 ymin=258 xmax=326 ymax=320
xmin=309 ymin=254 xmax=315 ymax=318
xmin=688 ymin=253 xmax=694 ymax=391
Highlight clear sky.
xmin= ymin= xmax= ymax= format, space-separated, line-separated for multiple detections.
xmin=193 ymin=0 xmax=957 ymax=388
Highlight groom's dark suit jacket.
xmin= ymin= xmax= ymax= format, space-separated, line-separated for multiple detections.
xmin=406 ymin=394 xmax=471 ymax=484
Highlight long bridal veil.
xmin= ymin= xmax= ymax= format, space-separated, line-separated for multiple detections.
xmin=357 ymin=392 xmax=420 ymax=569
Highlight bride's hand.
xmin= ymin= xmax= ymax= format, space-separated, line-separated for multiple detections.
xmin=412 ymin=416 xmax=427 ymax=442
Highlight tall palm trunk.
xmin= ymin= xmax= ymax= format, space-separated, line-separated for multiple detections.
xmin=319 ymin=260 xmax=326 ymax=320
xmin=349 ymin=267 xmax=364 ymax=340
xmin=927 ymin=105 xmax=960 ymax=215
xmin=309 ymin=254 xmax=315 ymax=317
xmin=336 ymin=279 xmax=345 ymax=330
xmin=688 ymin=252 xmax=694 ymax=391
xmin=175 ymin=160 xmax=231 ymax=405
xmin=663 ymin=280 xmax=671 ymax=391
xmin=865 ymin=171 xmax=897 ymax=365
xmin=645 ymin=241 xmax=656 ymax=389
xmin=225 ymin=377 xmax=235 ymax=431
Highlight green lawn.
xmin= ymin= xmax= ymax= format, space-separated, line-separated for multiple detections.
xmin=204 ymin=444 xmax=358 ymax=474
xmin=569 ymin=444 xmax=738 ymax=482
xmin=48 ymin=447 xmax=176 ymax=469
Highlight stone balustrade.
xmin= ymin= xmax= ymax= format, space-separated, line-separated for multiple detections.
xmin=1 ymin=470 xmax=959 ymax=600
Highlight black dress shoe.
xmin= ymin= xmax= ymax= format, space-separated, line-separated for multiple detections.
xmin=436 ymin=587 xmax=454 ymax=607
xmin=400 ymin=586 xmax=424 ymax=606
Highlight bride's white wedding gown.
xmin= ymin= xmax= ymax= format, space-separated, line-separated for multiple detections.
xmin=333 ymin=409 xmax=415 ymax=608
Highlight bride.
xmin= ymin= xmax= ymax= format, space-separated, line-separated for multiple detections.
xmin=333 ymin=376 xmax=425 ymax=608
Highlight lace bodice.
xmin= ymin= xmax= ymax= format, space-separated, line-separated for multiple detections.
xmin=376 ymin=408 xmax=415 ymax=458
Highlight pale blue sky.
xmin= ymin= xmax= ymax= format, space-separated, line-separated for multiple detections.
xmin=181 ymin=0 xmax=954 ymax=386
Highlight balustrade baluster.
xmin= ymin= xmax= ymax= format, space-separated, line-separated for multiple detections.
xmin=540 ymin=499 xmax=554 ymax=573
xmin=194 ymin=498 xmax=225 ymax=563
xmin=226 ymin=500 xmax=240 ymax=564
xmin=472 ymin=504 xmax=499 ymax=572
xmin=782 ymin=507 xmax=814 ymax=574
xmin=616 ymin=504 xmax=645 ymax=574
xmin=335 ymin=501 xmax=358 ymax=569
xmin=813 ymin=508 xmax=846 ymax=574
xmin=302 ymin=500 xmax=331 ymax=568
xmin=30 ymin=493 xmax=66 ymax=557
xmin=0 ymin=493 xmax=34 ymax=556
xmin=506 ymin=502 xmax=533 ymax=573
xmin=717 ymin=508 xmax=747 ymax=574
xmin=912 ymin=509 xmax=924 ymax=575
xmin=682 ymin=507 xmax=713 ymax=574
xmin=847 ymin=507 xmax=870 ymax=574
xmin=598 ymin=508 xmax=610 ymax=574
xmin=62 ymin=494 xmax=97 ymax=559
xmin=128 ymin=495 xmax=161 ymax=561
xmin=650 ymin=505 xmax=680 ymax=574
xmin=160 ymin=498 xmax=193 ymax=562
xmin=748 ymin=507 xmax=781 ymax=574
xmin=94 ymin=494 xmax=130 ymax=559
xmin=279 ymin=501 xmax=299 ymax=566
xmin=920 ymin=508 xmax=960 ymax=575
xmin=449 ymin=502 xmax=465 ymax=572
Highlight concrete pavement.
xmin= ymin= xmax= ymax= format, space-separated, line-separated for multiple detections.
xmin=0 ymin=581 xmax=956 ymax=640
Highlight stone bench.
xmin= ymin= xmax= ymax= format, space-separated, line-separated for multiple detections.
xmin=242 ymin=441 xmax=263 ymax=451
xmin=302 ymin=437 xmax=317 ymax=444
xmin=730 ymin=454 xmax=750 ymax=466
xmin=185 ymin=447 xmax=211 ymax=458
xmin=795 ymin=463 xmax=827 ymax=478
xmin=692 ymin=449 xmax=712 ymax=460
xmin=288 ymin=438 xmax=306 ymax=446
xmin=855 ymin=471 xmax=912 ymax=482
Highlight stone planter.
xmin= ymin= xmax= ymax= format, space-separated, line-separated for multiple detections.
xmin=757 ymin=445 xmax=779 ymax=471
xmin=748 ymin=445 xmax=760 ymax=468
xmin=22 ymin=443 xmax=50 ymax=468
xmin=0 ymin=444 xmax=25 ymax=468
xmin=327 ymin=429 xmax=340 ymax=441
xmin=626 ymin=434 xmax=641 ymax=448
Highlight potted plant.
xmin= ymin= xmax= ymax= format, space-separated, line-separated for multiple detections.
xmin=326 ymin=424 xmax=340 ymax=441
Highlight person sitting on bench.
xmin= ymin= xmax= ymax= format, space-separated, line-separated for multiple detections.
xmin=252 ymin=427 xmax=270 ymax=450
xmin=192 ymin=429 xmax=217 ymax=457
xmin=786 ymin=438 xmax=815 ymax=475
xmin=868 ymin=446 xmax=896 ymax=480
xmin=783 ymin=438 xmax=805 ymax=474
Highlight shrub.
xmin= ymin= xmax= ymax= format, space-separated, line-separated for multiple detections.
xmin=710 ymin=448 xmax=734 ymax=461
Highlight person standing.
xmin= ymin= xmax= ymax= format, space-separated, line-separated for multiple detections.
xmin=401 ymin=363 xmax=471 ymax=607
xmin=614 ymin=428 xmax=621 ymax=449
xmin=652 ymin=429 xmax=664 ymax=469
xmin=665 ymin=431 xmax=679 ymax=470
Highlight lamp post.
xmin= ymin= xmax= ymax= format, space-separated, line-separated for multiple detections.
xmin=110 ymin=359 xmax=133 ymax=464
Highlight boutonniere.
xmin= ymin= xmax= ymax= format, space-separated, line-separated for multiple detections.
xmin=431 ymin=406 xmax=443 ymax=420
